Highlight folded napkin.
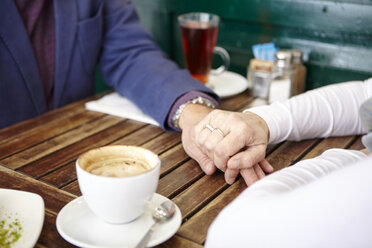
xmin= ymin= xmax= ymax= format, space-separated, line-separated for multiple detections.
xmin=85 ymin=92 xmax=159 ymax=126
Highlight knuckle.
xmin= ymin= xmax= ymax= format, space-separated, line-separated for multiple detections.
xmin=229 ymin=113 xmax=240 ymax=121
xmin=204 ymin=140 xmax=215 ymax=153
xmin=214 ymin=145 xmax=226 ymax=158
xmin=215 ymin=162 xmax=226 ymax=172
xmin=240 ymin=123 xmax=251 ymax=133
xmin=210 ymin=109 xmax=222 ymax=119
xmin=196 ymin=132 xmax=207 ymax=146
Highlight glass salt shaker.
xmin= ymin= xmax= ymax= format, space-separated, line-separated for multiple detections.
xmin=248 ymin=59 xmax=274 ymax=101
xmin=269 ymin=50 xmax=293 ymax=104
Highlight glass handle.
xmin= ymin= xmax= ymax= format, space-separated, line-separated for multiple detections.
xmin=211 ymin=46 xmax=230 ymax=75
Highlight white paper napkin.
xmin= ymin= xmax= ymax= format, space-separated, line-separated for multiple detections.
xmin=85 ymin=92 xmax=159 ymax=126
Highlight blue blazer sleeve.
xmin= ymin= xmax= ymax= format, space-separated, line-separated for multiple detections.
xmin=98 ymin=0 xmax=219 ymax=130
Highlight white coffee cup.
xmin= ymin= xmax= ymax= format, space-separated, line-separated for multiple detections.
xmin=76 ymin=145 xmax=160 ymax=224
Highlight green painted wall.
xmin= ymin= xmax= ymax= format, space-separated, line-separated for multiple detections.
xmin=95 ymin=0 xmax=372 ymax=92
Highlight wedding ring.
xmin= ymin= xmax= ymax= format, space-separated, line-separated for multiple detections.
xmin=214 ymin=128 xmax=225 ymax=138
xmin=204 ymin=124 xmax=225 ymax=138
xmin=205 ymin=124 xmax=215 ymax=132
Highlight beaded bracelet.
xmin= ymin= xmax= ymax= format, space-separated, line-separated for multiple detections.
xmin=171 ymin=96 xmax=216 ymax=130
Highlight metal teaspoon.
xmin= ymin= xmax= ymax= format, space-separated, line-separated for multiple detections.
xmin=135 ymin=200 xmax=176 ymax=248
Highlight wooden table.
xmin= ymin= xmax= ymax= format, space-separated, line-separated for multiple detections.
xmin=0 ymin=90 xmax=364 ymax=248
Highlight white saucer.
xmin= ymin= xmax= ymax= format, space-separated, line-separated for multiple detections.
xmin=56 ymin=193 xmax=182 ymax=248
xmin=0 ymin=188 xmax=45 ymax=248
xmin=207 ymin=71 xmax=248 ymax=98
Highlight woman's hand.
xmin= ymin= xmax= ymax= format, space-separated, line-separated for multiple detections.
xmin=184 ymin=109 xmax=273 ymax=185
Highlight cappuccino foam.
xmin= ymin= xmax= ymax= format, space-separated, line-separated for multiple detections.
xmin=85 ymin=157 xmax=151 ymax=177
xmin=79 ymin=146 xmax=155 ymax=177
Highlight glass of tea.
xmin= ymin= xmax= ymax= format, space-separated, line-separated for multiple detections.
xmin=178 ymin=12 xmax=230 ymax=84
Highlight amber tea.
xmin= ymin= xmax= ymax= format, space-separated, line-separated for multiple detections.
xmin=180 ymin=23 xmax=218 ymax=83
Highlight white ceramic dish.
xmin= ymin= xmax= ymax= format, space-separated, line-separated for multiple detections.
xmin=207 ymin=70 xmax=248 ymax=98
xmin=0 ymin=188 xmax=45 ymax=248
xmin=56 ymin=193 xmax=182 ymax=248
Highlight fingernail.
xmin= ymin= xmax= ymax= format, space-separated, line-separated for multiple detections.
xmin=226 ymin=177 xmax=235 ymax=185
xmin=268 ymin=164 xmax=274 ymax=172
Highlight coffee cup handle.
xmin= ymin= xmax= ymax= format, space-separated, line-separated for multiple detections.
xmin=211 ymin=46 xmax=230 ymax=75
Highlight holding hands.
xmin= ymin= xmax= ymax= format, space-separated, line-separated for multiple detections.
xmin=179 ymin=104 xmax=274 ymax=186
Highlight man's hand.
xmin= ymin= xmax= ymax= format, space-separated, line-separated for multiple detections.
xmin=192 ymin=110 xmax=273 ymax=185
xmin=179 ymin=103 xmax=217 ymax=175
xmin=179 ymin=106 xmax=274 ymax=186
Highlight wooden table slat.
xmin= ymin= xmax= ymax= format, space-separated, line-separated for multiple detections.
xmin=158 ymin=235 xmax=203 ymax=248
xmin=157 ymin=160 xmax=204 ymax=199
xmin=348 ymin=136 xmax=364 ymax=150
xmin=39 ymin=161 xmax=76 ymax=188
xmin=267 ymin=139 xmax=320 ymax=171
xmin=172 ymin=172 xmax=228 ymax=220
xmin=177 ymin=179 xmax=247 ymax=244
xmin=111 ymin=124 xmax=164 ymax=147
xmin=0 ymin=93 xmax=105 ymax=144
xmin=159 ymin=143 xmax=189 ymax=176
xmin=37 ymin=211 xmax=76 ymax=248
xmin=0 ymin=111 xmax=104 ymax=160
xmin=142 ymin=132 xmax=182 ymax=155
xmin=219 ymin=91 xmax=254 ymax=111
xmin=301 ymin=136 xmax=357 ymax=160
xmin=61 ymin=181 xmax=81 ymax=196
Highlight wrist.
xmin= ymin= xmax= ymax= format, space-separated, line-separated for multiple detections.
xmin=179 ymin=103 xmax=214 ymax=131
xmin=172 ymin=96 xmax=216 ymax=131
xmin=244 ymin=111 xmax=270 ymax=143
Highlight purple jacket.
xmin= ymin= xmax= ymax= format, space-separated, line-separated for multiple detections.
xmin=0 ymin=0 xmax=218 ymax=130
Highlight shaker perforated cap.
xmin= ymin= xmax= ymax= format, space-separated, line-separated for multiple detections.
xmin=275 ymin=50 xmax=292 ymax=68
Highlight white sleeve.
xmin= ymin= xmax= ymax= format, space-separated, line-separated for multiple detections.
xmin=234 ymin=149 xmax=367 ymax=197
xmin=245 ymin=78 xmax=372 ymax=144
xmin=205 ymin=151 xmax=372 ymax=248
